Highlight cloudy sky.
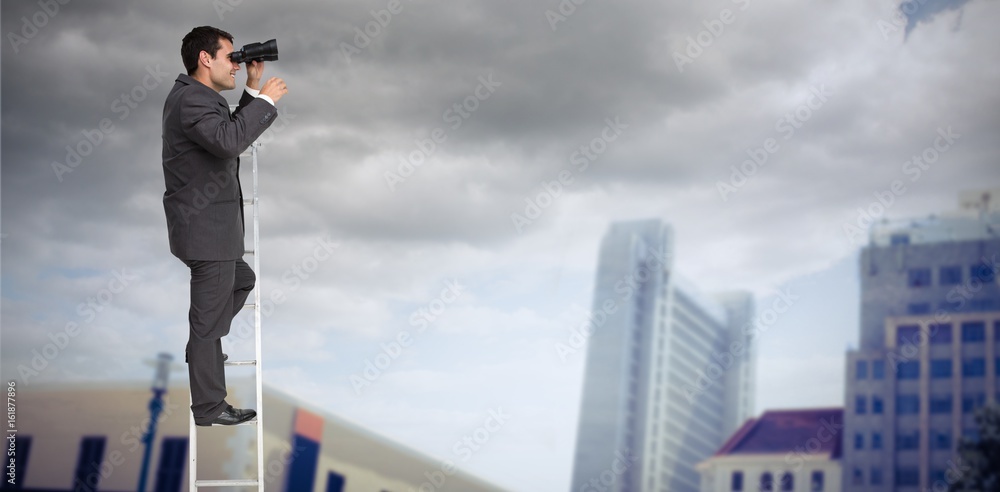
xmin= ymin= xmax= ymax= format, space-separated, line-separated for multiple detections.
xmin=2 ymin=0 xmax=999 ymax=490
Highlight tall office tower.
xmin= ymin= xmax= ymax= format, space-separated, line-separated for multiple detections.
xmin=843 ymin=189 xmax=1000 ymax=491
xmin=570 ymin=219 xmax=755 ymax=492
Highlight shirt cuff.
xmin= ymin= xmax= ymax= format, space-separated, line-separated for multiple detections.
xmin=245 ymin=87 xmax=275 ymax=107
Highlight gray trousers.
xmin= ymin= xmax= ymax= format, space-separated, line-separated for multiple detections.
xmin=183 ymin=258 xmax=255 ymax=424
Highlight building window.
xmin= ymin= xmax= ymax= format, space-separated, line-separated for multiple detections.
xmin=810 ymin=471 xmax=824 ymax=492
xmin=940 ymin=265 xmax=962 ymax=285
xmin=74 ymin=436 xmax=107 ymax=492
xmin=897 ymin=361 xmax=920 ymax=379
xmin=996 ymin=357 xmax=1000 ymax=376
xmin=932 ymin=430 xmax=951 ymax=450
xmin=930 ymin=359 xmax=952 ymax=378
xmin=760 ymin=472 xmax=774 ymax=492
xmin=855 ymin=395 xmax=867 ymax=414
xmin=930 ymin=395 xmax=953 ymax=414
xmin=930 ymin=469 xmax=947 ymax=485
xmin=897 ymin=395 xmax=920 ymax=415
xmin=971 ymin=263 xmax=996 ymax=283
xmin=962 ymin=393 xmax=985 ymax=413
xmin=908 ymin=268 xmax=932 ymax=287
xmin=852 ymin=468 xmax=863 ymax=486
xmin=962 ymin=358 xmax=986 ymax=377
xmin=780 ymin=472 xmax=793 ymax=491
xmin=854 ymin=432 xmax=864 ymax=450
xmin=896 ymin=430 xmax=920 ymax=450
xmin=970 ymin=298 xmax=998 ymax=311
xmin=872 ymin=359 xmax=885 ymax=379
xmin=326 ymin=471 xmax=346 ymax=492
xmin=287 ymin=434 xmax=321 ymax=492
xmin=930 ymin=323 xmax=952 ymax=344
xmin=871 ymin=467 xmax=883 ymax=485
xmin=856 ymin=360 xmax=868 ymax=379
xmin=2 ymin=436 xmax=31 ymax=490
xmin=908 ymin=302 xmax=931 ymax=314
xmin=963 ymin=428 xmax=979 ymax=442
xmin=962 ymin=321 xmax=986 ymax=342
xmin=153 ymin=437 xmax=187 ymax=492
xmin=871 ymin=432 xmax=882 ymax=449
xmin=731 ymin=471 xmax=744 ymax=491
xmin=896 ymin=467 xmax=919 ymax=486
xmin=896 ymin=325 xmax=921 ymax=345
xmin=891 ymin=234 xmax=910 ymax=245
xmin=872 ymin=395 xmax=884 ymax=414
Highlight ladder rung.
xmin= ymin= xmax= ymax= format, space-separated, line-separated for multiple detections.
xmin=243 ymin=198 xmax=254 ymax=206
xmin=243 ymin=302 xmax=255 ymax=308
xmin=244 ymin=249 xmax=254 ymax=255
xmin=224 ymin=359 xmax=257 ymax=366
xmin=210 ymin=418 xmax=257 ymax=427
xmin=195 ymin=479 xmax=259 ymax=488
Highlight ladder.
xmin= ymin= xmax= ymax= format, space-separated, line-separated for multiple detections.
xmin=188 ymin=138 xmax=265 ymax=491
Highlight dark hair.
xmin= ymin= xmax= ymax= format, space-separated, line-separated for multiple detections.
xmin=181 ymin=26 xmax=234 ymax=75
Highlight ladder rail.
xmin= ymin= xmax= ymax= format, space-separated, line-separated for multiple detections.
xmin=251 ymin=142 xmax=265 ymax=492
xmin=190 ymin=140 xmax=265 ymax=491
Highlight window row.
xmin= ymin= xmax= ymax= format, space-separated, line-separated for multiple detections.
xmin=853 ymin=427 xmax=981 ymax=453
xmin=907 ymin=299 xmax=1000 ymax=314
xmin=854 ymin=393 xmax=995 ymax=415
xmin=886 ymin=357 xmax=1000 ymax=380
xmin=731 ymin=470 xmax=824 ymax=492
xmin=893 ymin=321 xmax=1000 ymax=347
xmin=907 ymin=264 xmax=997 ymax=288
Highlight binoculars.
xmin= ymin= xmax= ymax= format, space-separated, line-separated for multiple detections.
xmin=230 ymin=39 xmax=278 ymax=64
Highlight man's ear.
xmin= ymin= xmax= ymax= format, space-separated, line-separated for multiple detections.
xmin=199 ymin=50 xmax=212 ymax=69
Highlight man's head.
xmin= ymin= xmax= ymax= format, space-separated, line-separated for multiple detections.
xmin=181 ymin=26 xmax=238 ymax=92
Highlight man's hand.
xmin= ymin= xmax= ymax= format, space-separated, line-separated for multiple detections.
xmin=259 ymin=77 xmax=288 ymax=103
xmin=245 ymin=60 xmax=265 ymax=90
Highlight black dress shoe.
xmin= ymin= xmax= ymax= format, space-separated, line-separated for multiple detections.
xmin=197 ymin=405 xmax=256 ymax=426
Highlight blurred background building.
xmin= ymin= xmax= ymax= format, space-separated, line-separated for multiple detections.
xmin=8 ymin=379 xmax=506 ymax=492
xmin=570 ymin=219 xmax=755 ymax=492
xmin=843 ymin=189 xmax=1000 ymax=491
xmin=696 ymin=408 xmax=843 ymax=492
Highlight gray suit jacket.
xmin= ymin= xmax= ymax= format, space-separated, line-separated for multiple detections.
xmin=161 ymin=74 xmax=276 ymax=261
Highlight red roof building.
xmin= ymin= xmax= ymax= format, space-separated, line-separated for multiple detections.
xmin=696 ymin=408 xmax=844 ymax=492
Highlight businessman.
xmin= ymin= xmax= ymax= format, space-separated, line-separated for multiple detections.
xmin=161 ymin=26 xmax=287 ymax=426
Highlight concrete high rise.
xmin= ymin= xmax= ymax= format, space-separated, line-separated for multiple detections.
xmin=570 ymin=219 xmax=755 ymax=492
xmin=843 ymin=189 xmax=1000 ymax=491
